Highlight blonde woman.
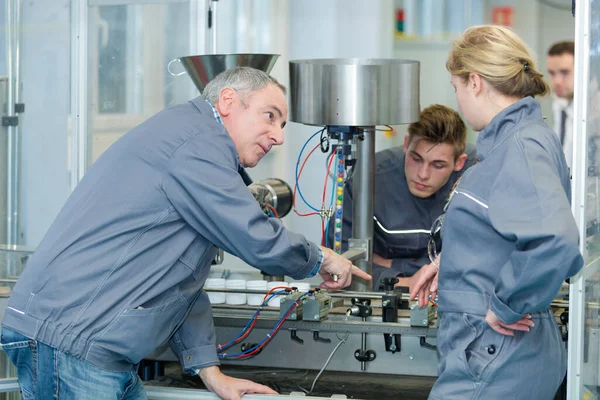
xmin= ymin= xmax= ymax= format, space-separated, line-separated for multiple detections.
xmin=410 ymin=25 xmax=583 ymax=399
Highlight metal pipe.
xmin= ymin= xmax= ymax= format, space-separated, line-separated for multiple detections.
xmin=70 ymin=0 xmax=89 ymax=190
xmin=351 ymin=127 xmax=375 ymax=291
xmin=360 ymin=330 xmax=366 ymax=371
xmin=211 ymin=0 xmax=218 ymax=53
xmin=10 ymin=0 xmax=23 ymax=245
xmin=202 ymin=287 xmax=416 ymax=301
xmin=5 ymin=0 xmax=15 ymax=244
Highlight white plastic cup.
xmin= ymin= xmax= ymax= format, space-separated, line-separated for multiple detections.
xmin=225 ymin=279 xmax=247 ymax=305
xmin=266 ymin=281 xmax=288 ymax=308
xmin=246 ymin=280 xmax=267 ymax=306
xmin=289 ymin=281 xmax=311 ymax=293
xmin=205 ymin=278 xmax=226 ymax=304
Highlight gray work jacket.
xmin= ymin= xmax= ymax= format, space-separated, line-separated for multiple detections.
xmin=2 ymin=96 xmax=320 ymax=372
xmin=438 ymin=96 xmax=583 ymax=323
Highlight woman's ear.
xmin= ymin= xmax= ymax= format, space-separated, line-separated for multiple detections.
xmin=469 ymin=73 xmax=484 ymax=96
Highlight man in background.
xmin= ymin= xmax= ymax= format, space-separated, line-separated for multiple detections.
xmin=547 ymin=40 xmax=575 ymax=169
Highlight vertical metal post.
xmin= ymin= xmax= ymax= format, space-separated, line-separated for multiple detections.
xmin=189 ymin=0 xmax=208 ymax=97
xmin=211 ymin=0 xmax=218 ymax=53
xmin=351 ymin=127 xmax=375 ymax=292
xmin=11 ymin=0 xmax=23 ymax=245
xmin=568 ymin=0 xmax=592 ymax=398
xmin=70 ymin=0 xmax=88 ymax=191
xmin=360 ymin=327 xmax=366 ymax=371
xmin=5 ymin=0 xmax=17 ymax=245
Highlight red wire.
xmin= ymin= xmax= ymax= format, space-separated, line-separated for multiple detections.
xmin=321 ymin=149 xmax=338 ymax=245
xmin=238 ymin=295 xmax=303 ymax=358
xmin=293 ymin=144 xmax=321 ymax=217
xmin=217 ymin=286 xmax=290 ymax=350
xmin=264 ymin=203 xmax=279 ymax=218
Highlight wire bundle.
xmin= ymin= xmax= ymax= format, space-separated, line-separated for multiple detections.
xmin=293 ymin=128 xmax=340 ymax=246
xmin=217 ymin=287 xmax=310 ymax=360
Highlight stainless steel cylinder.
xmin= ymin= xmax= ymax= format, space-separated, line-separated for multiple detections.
xmin=249 ymin=178 xmax=293 ymax=218
xmin=289 ymin=58 xmax=420 ymax=126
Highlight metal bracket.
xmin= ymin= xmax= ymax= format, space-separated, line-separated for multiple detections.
xmin=312 ymin=331 xmax=331 ymax=343
xmin=384 ymin=333 xmax=401 ymax=354
xmin=212 ymin=248 xmax=224 ymax=265
xmin=354 ymin=349 xmax=376 ymax=362
xmin=290 ymin=329 xmax=304 ymax=344
xmin=419 ymin=337 xmax=437 ymax=351
xmin=344 ymin=238 xmax=371 ymax=262
xmin=14 ymin=103 xmax=24 ymax=113
xmin=2 ymin=116 xmax=18 ymax=127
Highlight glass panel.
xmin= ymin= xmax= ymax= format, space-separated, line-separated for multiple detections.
xmin=87 ymin=2 xmax=193 ymax=166
xmin=580 ymin=0 xmax=600 ymax=397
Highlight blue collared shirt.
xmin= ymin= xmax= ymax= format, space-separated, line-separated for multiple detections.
xmin=205 ymin=100 xmax=223 ymax=125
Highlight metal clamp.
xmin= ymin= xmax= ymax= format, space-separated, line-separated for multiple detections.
xmin=419 ymin=337 xmax=437 ymax=351
xmin=2 ymin=116 xmax=18 ymax=127
xmin=312 ymin=331 xmax=331 ymax=344
xmin=290 ymin=329 xmax=304 ymax=344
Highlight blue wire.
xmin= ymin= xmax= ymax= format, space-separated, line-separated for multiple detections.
xmin=218 ymin=292 xmax=310 ymax=358
xmin=219 ymin=292 xmax=308 ymax=358
xmin=295 ymin=129 xmax=325 ymax=212
xmin=217 ymin=290 xmax=288 ymax=352
xmin=325 ymin=149 xmax=339 ymax=249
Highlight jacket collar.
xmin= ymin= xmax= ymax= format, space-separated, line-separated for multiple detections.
xmin=476 ymin=96 xmax=542 ymax=161
xmin=190 ymin=96 xmax=253 ymax=186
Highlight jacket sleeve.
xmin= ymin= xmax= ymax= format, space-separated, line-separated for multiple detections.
xmin=169 ymin=291 xmax=218 ymax=373
xmin=161 ymin=133 xmax=319 ymax=280
xmin=488 ymin=135 xmax=583 ymax=324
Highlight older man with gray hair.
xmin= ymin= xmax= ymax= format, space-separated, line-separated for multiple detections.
xmin=0 ymin=67 xmax=370 ymax=400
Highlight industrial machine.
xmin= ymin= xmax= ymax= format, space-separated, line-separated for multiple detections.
xmin=148 ymin=55 xmax=453 ymax=389
xmin=0 ymin=53 xmax=573 ymax=399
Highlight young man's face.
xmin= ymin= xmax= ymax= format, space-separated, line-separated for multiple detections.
xmin=404 ymin=136 xmax=467 ymax=198
xmin=218 ymin=83 xmax=288 ymax=168
xmin=547 ymin=53 xmax=575 ymax=101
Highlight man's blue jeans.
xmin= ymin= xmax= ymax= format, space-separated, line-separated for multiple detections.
xmin=0 ymin=327 xmax=147 ymax=399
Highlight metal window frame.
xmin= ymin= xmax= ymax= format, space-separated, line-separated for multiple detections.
xmin=568 ymin=0 xmax=595 ymax=399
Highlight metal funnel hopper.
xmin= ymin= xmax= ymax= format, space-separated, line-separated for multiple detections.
xmin=171 ymin=54 xmax=280 ymax=93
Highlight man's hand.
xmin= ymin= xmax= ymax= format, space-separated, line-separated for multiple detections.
xmin=199 ymin=366 xmax=277 ymax=400
xmin=485 ymin=309 xmax=534 ymax=336
xmin=318 ymin=246 xmax=372 ymax=289
xmin=408 ymin=263 xmax=439 ymax=308
xmin=372 ymin=252 xmax=392 ymax=268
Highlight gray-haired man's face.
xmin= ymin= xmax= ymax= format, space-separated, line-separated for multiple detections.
xmin=218 ymin=83 xmax=288 ymax=167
